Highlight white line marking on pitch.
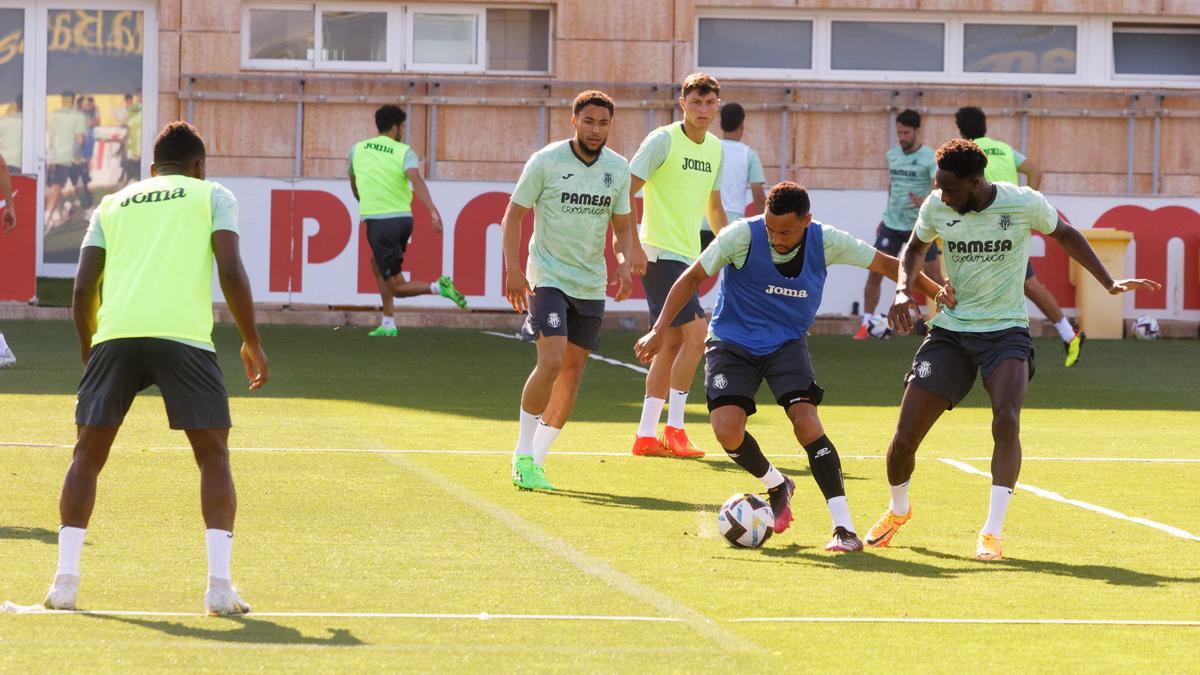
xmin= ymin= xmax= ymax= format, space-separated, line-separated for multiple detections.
xmin=0 ymin=605 xmax=680 ymax=622
xmin=482 ymin=330 xmax=649 ymax=374
xmin=940 ymin=458 xmax=1200 ymax=542
xmin=381 ymin=453 xmax=755 ymax=651
xmin=730 ymin=617 xmax=1200 ymax=626
xmin=960 ymin=457 xmax=1200 ymax=463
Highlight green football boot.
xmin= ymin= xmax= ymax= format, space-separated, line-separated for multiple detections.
xmin=512 ymin=455 xmax=538 ymax=490
xmin=1064 ymin=331 xmax=1085 ymax=367
xmin=529 ymin=464 xmax=556 ymax=491
xmin=368 ymin=325 xmax=398 ymax=337
xmin=437 ymin=275 xmax=468 ymax=309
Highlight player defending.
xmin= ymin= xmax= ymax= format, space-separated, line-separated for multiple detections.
xmin=502 ymin=90 xmax=639 ymax=491
xmin=0 ymin=154 xmax=17 ymax=368
xmin=866 ymin=139 xmax=1160 ymax=560
xmin=629 ymin=72 xmax=727 ymax=458
xmin=635 ymin=182 xmax=945 ymax=550
xmin=45 ymin=122 xmax=271 ymax=614
xmin=704 ymin=102 xmax=765 ymax=249
xmin=856 ymin=109 xmax=941 ymax=339
xmin=955 ymin=106 xmax=1083 ymax=366
xmin=350 ymin=104 xmax=466 ymax=336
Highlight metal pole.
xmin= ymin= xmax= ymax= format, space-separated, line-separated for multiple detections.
xmin=294 ymin=101 xmax=304 ymax=177
xmin=1125 ymin=114 xmax=1135 ymax=195
xmin=1019 ymin=114 xmax=1028 ymax=156
xmin=405 ymin=81 xmax=414 ymax=145
xmin=1152 ymin=113 xmax=1161 ymax=194
xmin=429 ymin=103 xmax=438 ymax=180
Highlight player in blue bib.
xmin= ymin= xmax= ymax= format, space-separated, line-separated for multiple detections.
xmin=635 ymin=182 xmax=945 ymax=551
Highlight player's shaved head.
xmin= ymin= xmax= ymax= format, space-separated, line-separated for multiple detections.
xmin=153 ymin=121 xmax=206 ymax=165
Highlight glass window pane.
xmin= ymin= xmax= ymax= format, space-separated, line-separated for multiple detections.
xmin=831 ymin=21 xmax=943 ymax=71
xmin=1114 ymin=26 xmax=1200 ymax=76
xmin=44 ymin=9 xmax=144 ymax=265
xmin=0 ymin=8 xmax=24 ymax=172
xmin=413 ymin=13 xmax=478 ymax=65
xmin=697 ymin=18 xmax=812 ymax=70
xmin=249 ymin=8 xmax=313 ymax=61
xmin=486 ymin=9 xmax=549 ymax=71
xmin=964 ymin=24 xmax=1076 ymax=74
xmin=321 ymin=11 xmax=386 ymax=63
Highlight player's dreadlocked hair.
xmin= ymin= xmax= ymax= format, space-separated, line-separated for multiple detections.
xmin=681 ymin=72 xmax=720 ymax=98
xmin=955 ymin=106 xmax=987 ymax=139
xmin=766 ymin=181 xmax=811 ymax=218
xmin=153 ymin=121 xmax=206 ymax=165
xmin=935 ymin=138 xmax=988 ymax=179
xmin=572 ymin=90 xmax=615 ymax=116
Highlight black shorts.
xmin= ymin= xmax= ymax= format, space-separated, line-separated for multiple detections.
xmin=1025 ymin=260 xmax=1036 ymax=280
xmin=875 ymin=223 xmax=939 ymax=261
xmin=76 ymin=338 xmax=231 ymax=430
xmin=699 ymin=229 xmax=715 ymax=251
xmin=643 ymin=258 xmax=705 ymax=328
xmin=47 ymin=164 xmax=71 ymax=187
xmin=905 ymin=327 xmax=1035 ymax=409
xmin=365 ymin=216 xmax=414 ymax=280
xmin=519 ymin=286 xmax=605 ymax=351
xmin=704 ymin=339 xmax=825 ymax=416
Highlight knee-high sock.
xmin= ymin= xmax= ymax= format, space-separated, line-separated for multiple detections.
xmin=725 ymin=432 xmax=783 ymax=489
xmin=803 ymin=434 xmax=846 ymax=500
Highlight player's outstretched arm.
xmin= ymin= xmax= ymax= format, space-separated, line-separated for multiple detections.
xmin=406 ymin=168 xmax=442 ymax=232
xmin=72 ymin=246 xmax=105 ymax=365
xmin=867 ymin=250 xmax=944 ymax=302
xmin=1048 ymin=218 xmax=1161 ymax=295
xmin=213 ymin=230 xmax=268 ymax=391
xmin=634 ymin=261 xmax=709 ymax=363
xmin=610 ymin=212 xmax=636 ymax=301
xmin=500 ymin=201 xmax=533 ymax=313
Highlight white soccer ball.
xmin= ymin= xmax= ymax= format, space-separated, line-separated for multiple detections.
xmin=1133 ymin=315 xmax=1159 ymax=340
xmin=866 ymin=314 xmax=893 ymax=340
xmin=717 ymin=493 xmax=774 ymax=548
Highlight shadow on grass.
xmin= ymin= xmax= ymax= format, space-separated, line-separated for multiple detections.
xmin=87 ymin=613 xmax=364 ymax=646
xmin=552 ymin=489 xmax=702 ymax=512
xmin=908 ymin=546 xmax=1200 ymax=588
xmin=0 ymin=526 xmax=59 ymax=544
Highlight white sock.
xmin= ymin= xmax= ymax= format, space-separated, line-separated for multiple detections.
xmin=889 ymin=481 xmax=911 ymax=515
xmin=760 ymin=466 xmax=785 ymax=490
xmin=380 ymin=316 xmax=395 ymax=329
xmin=515 ymin=409 xmax=541 ymax=456
xmin=637 ymin=396 xmax=665 ymax=438
xmin=861 ymin=313 xmax=873 ymax=326
xmin=429 ymin=282 xmax=439 ymax=295
xmin=1054 ymin=317 xmax=1075 ymax=342
xmin=666 ymin=389 xmax=689 ymax=428
xmin=0 ymin=332 xmax=9 ymax=352
xmin=981 ymin=485 xmax=1014 ymax=536
xmin=531 ymin=423 xmax=561 ymax=466
xmin=205 ymin=529 xmax=233 ymax=581
xmin=56 ymin=526 xmax=86 ymax=577
xmin=827 ymin=496 xmax=855 ymax=532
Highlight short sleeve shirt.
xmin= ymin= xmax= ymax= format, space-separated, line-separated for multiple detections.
xmin=631 ymin=126 xmax=723 ymax=264
xmin=882 ymin=145 xmax=937 ymax=232
xmin=700 ymin=220 xmax=875 ymax=275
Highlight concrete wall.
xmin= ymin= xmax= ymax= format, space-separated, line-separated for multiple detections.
xmin=161 ymin=0 xmax=1200 ymax=194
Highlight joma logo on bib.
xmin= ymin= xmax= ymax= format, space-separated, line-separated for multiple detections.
xmin=119 ymin=187 xmax=187 ymax=207
xmin=765 ymin=284 xmax=808 ymax=298
xmin=681 ymin=157 xmax=712 ymax=173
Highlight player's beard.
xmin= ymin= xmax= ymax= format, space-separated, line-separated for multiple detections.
xmin=576 ymin=137 xmax=606 ymax=157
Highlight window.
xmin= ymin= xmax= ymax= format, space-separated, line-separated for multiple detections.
xmin=830 ymin=21 xmax=943 ymax=71
xmin=964 ymin=24 xmax=1076 ymax=74
xmin=697 ymin=18 xmax=812 ymax=71
xmin=320 ymin=11 xmax=388 ymax=64
xmin=1113 ymin=24 xmax=1200 ymax=76
xmin=242 ymin=4 xmax=549 ymax=73
xmin=248 ymin=7 xmax=314 ymax=61
xmin=487 ymin=9 xmax=550 ymax=72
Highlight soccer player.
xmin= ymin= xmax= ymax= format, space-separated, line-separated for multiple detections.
xmin=955 ymin=106 xmax=1084 ymax=366
xmin=44 ymin=121 xmax=270 ymax=615
xmin=634 ymin=182 xmax=946 ymax=550
xmin=865 ymin=139 xmax=1160 ymax=560
xmin=0 ymin=154 xmax=18 ymax=368
xmin=502 ymin=90 xmax=639 ymax=491
xmin=349 ymin=104 xmax=466 ymax=336
xmin=703 ymin=102 xmax=765 ymax=249
xmin=44 ymin=91 xmax=86 ymax=231
xmin=629 ymin=72 xmax=728 ymax=459
xmin=855 ymin=109 xmax=942 ymax=340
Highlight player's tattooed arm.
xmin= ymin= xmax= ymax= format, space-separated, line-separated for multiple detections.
xmin=72 ymin=246 xmax=105 ymax=365
xmin=1048 ymin=217 xmax=1161 ymax=295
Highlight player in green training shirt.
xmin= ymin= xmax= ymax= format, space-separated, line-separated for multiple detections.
xmin=955 ymin=105 xmax=1084 ymax=366
xmin=628 ymin=72 xmax=727 ymax=460
xmin=501 ymin=90 xmax=639 ymax=491
xmin=349 ymin=104 xmax=466 ymax=337
xmin=856 ymin=109 xmax=941 ymax=340
xmin=865 ymin=139 xmax=1159 ymax=561
xmin=45 ymin=122 xmax=270 ymax=615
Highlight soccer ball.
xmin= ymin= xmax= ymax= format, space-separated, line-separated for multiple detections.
xmin=1133 ymin=315 xmax=1159 ymax=340
xmin=717 ymin=493 xmax=774 ymax=548
xmin=866 ymin=314 xmax=892 ymax=340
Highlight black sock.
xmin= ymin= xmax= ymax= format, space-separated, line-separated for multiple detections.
xmin=803 ymin=434 xmax=845 ymax=500
xmin=725 ymin=431 xmax=771 ymax=479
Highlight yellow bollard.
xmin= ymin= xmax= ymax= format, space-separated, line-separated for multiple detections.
xmin=1068 ymin=229 xmax=1133 ymax=339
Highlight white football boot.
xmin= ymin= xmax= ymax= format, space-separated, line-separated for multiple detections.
xmin=43 ymin=573 xmax=80 ymax=610
xmin=205 ymin=577 xmax=251 ymax=616
xmin=0 ymin=347 xmax=15 ymax=368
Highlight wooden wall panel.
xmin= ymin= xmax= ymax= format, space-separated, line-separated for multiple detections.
xmin=179 ymin=31 xmax=240 ymax=75
xmin=555 ymin=40 xmax=673 ymax=82
xmin=191 ymin=101 xmax=295 ymax=157
xmin=557 ymin=0 xmax=672 ymax=40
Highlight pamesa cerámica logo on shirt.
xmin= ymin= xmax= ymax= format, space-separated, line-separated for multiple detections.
xmin=560 ymin=191 xmax=612 ymax=216
xmin=945 ymin=238 xmax=1014 ymax=264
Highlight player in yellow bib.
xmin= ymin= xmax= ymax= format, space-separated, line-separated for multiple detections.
xmin=956 ymin=106 xmax=1084 ymax=366
xmin=629 ymin=73 xmax=727 ymax=459
xmin=349 ymin=105 xmax=466 ymax=337
xmin=45 ymin=122 xmax=269 ymax=615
